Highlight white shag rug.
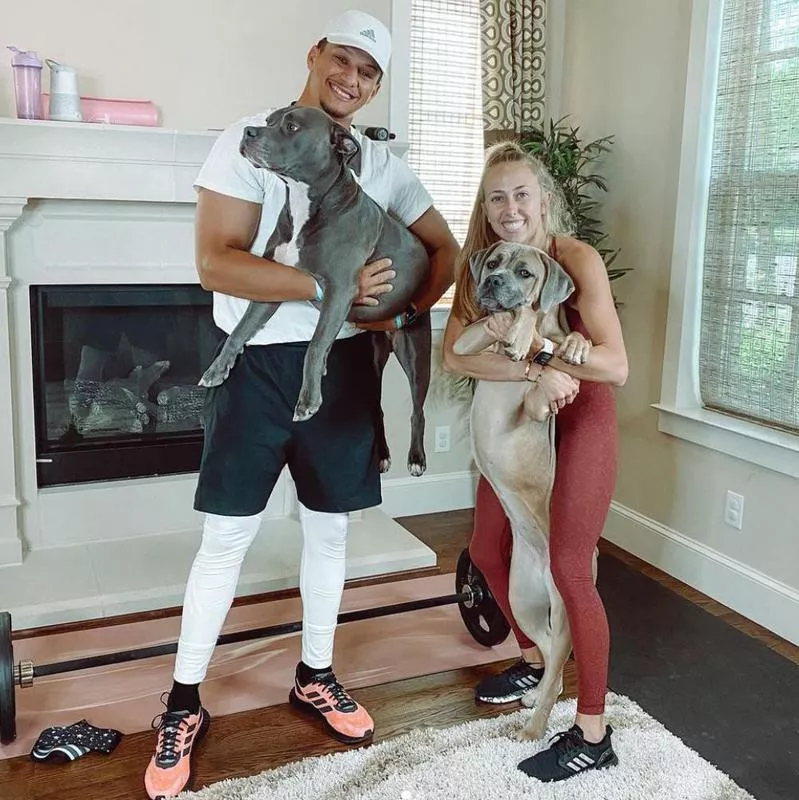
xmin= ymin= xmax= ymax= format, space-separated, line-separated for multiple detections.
xmin=180 ymin=693 xmax=754 ymax=800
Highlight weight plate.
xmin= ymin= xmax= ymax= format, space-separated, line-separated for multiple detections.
xmin=455 ymin=548 xmax=511 ymax=647
xmin=0 ymin=611 xmax=16 ymax=744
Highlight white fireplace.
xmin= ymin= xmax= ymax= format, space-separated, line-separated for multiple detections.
xmin=0 ymin=118 xmax=438 ymax=630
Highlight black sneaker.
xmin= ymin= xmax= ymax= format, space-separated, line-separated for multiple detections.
xmin=474 ymin=660 xmax=544 ymax=704
xmin=518 ymin=724 xmax=618 ymax=782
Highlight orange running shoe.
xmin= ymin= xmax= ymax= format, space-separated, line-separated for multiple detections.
xmin=144 ymin=696 xmax=210 ymax=799
xmin=289 ymin=667 xmax=374 ymax=744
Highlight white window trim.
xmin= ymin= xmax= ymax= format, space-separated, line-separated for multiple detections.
xmin=655 ymin=0 xmax=799 ymax=480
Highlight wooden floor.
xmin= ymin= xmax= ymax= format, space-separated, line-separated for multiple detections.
xmin=0 ymin=509 xmax=796 ymax=800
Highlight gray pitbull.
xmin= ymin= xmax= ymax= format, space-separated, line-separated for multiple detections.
xmin=453 ymin=240 xmax=592 ymax=740
xmin=199 ymin=105 xmax=432 ymax=476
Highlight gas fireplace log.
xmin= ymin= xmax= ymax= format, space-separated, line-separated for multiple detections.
xmin=75 ymin=402 xmax=146 ymax=435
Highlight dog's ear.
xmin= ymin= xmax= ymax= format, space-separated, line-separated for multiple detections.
xmin=330 ymin=124 xmax=362 ymax=174
xmin=468 ymin=242 xmax=502 ymax=285
xmin=538 ymin=253 xmax=574 ymax=312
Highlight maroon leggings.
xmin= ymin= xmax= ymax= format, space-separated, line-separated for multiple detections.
xmin=469 ymin=330 xmax=617 ymax=715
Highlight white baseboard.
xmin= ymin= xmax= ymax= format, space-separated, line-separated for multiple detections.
xmin=605 ymin=501 xmax=799 ymax=646
xmin=380 ymin=470 xmax=478 ymax=518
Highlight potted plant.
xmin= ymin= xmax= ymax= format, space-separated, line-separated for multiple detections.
xmin=519 ymin=116 xmax=630 ymax=284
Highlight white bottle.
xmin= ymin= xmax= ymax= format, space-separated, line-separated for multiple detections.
xmin=46 ymin=58 xmax=83 ymax=122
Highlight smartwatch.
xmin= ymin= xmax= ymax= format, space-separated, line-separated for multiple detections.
xmin=532 ymin=337 xmax=556 ymax=366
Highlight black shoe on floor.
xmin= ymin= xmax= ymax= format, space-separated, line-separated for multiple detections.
xmin=474 ymin=660 xmax=544 ymax=704
xmin=518 ymin=724 xmax=618 ymax=782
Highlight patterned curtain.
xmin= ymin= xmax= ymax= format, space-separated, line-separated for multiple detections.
xmin=481 ymin=0 xmax=547 ymax=140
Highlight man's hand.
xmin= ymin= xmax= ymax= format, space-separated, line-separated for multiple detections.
xmin=353 ymin=258 xmax=395 ymax=306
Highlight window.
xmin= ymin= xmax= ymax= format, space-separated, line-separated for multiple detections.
xmin=698 ymin=0 xmax=799 ymax=432
xmin=657 ymin=0 xmax=799 ymax=478
xmin=407 ymin=0 xmax=484 ymax=302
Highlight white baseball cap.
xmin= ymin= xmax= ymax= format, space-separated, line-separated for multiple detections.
xmin=320 ymin=9 xmax=392 ymax=74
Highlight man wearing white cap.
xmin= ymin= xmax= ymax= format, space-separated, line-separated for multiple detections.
xmin=144 ymin=9 xmax=458 ymax=799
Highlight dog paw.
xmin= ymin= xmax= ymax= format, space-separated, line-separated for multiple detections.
xmin=408 ymin=460 xmax=426 ymax=477
xmin=520 ymin=690 xmax=538 ymax=709
xmin=503 ymin=341 xmax=529 ymax=362
xmin=198 ymin=364 xmax=228 ymax=388
xmin=293 ymin=391 xmax=322 ymax=422
xmin=556 ymin=332 xmax=592 ymax=365
xmin=407 ymin=449 xmax=426 ymax=477
xmin=378 ymin=457 xmax=391 ymax=474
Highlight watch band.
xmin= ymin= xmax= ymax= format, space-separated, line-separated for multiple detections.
xmin=532 ymin=337 xmax=555 ymax=366
xmin=523 ymin=359 xmax=540 ymax=382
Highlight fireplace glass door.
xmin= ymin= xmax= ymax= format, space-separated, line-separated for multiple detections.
xmin=30 ymin=284 xmax=224 ymax=487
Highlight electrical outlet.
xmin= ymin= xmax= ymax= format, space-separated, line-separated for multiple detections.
xmin=724 ymin=490 xmax=744 ymax=530
xmin=434 ymin=425 xmax=451 ymax=453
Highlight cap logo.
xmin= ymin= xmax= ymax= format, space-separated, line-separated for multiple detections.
xmin=359 ymin=28 xmax=377 ymax=42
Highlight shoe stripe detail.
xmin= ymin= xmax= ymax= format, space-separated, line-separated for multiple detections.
xmin=566 ymin=759 xmax=583 ymax=772
xmin=578 ymin=754 xmax=595 ymax=766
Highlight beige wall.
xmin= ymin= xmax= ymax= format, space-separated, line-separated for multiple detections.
xmin=561 ymin=0 xmax=798 ymax=596
xmin=1 ymin=0 xmax=390 ymax=131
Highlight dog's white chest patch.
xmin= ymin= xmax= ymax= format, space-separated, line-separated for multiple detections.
xmin=274 ymin=177 xmax=311 ymax=267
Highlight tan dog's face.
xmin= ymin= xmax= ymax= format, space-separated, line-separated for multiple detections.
xmin=470 ymin=241 xmax=574 ymax=314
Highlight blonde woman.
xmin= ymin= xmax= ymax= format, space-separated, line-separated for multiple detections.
xmin=442 ymin=141 xmax=628 ymax=782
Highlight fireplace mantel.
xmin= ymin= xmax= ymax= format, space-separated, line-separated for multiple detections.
xmin=0 ymin=117 xmax=217 ymax=207
xmin=0 ymin=117 xmax=438 ymax=629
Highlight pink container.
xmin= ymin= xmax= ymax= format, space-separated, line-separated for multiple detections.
xmin=42 ymin=94 xmax=159 ymax=126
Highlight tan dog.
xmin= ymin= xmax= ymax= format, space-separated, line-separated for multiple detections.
xmin=453 ymin=241 xmax=592 ymax=740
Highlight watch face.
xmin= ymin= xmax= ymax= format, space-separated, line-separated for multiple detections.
xmin=534 ymin=350 xmax=554 ymax=366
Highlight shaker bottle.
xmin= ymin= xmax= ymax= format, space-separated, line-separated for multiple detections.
xmin=8 ymin=46 xmax=44 ymax=120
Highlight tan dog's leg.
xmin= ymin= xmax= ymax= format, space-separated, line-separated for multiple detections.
xmin=504 ymin=306 xmax=537 ymax=362
xmin=519 ymin=589 xmax=572 ymax=741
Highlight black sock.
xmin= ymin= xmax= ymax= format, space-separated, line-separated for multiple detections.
xmin=167 ymin=681 xmax=201 ymax=713
xmin=296 ymin=661 xmax=332 ymax=685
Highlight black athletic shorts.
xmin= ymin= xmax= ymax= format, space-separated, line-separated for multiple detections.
xmin=194 ymin=333 xmax=382 ymax=516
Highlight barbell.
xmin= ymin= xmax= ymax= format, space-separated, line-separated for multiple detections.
xmin=0 ymin=548 xmax=509 ymax=744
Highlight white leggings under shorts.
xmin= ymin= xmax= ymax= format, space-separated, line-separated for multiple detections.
xmin=173 ymin=503 xmax=348 ymax=684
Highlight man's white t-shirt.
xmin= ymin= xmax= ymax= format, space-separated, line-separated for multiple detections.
xmin=194 ymin=109 xmax=433 ymax=345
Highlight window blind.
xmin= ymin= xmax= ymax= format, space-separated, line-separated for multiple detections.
xmin=407 ymin=0 xmax=484 ymax=303
xmin=699 ymin=0 xmax=799 ymax=432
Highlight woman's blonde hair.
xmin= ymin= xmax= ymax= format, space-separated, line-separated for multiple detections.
xmin=451 ymin=141 xmax=573 ymax=324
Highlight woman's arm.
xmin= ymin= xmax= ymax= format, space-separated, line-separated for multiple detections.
xmin=442 ymin=312 xmax=539 ymax=382
xmin=536 ymin=239 xmax=629 ymax=386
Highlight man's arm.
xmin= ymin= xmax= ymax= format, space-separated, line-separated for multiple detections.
xmin=408 ymin=206 xmax=459 ymax=313
xmin=196 ymin=188 xmax=394 ymax=304
xmin=196 ymin=188 xmax=319 ymax=302
xmin=355 ymin=206 xmax=459 ymax=331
